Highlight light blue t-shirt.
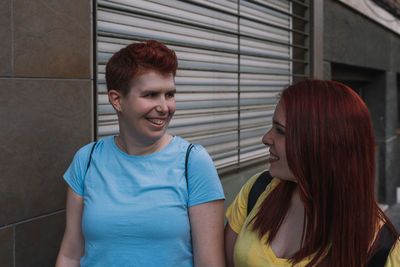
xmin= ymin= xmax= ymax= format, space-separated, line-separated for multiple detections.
xmin=64 ymin=136 xmax=225 ymax=267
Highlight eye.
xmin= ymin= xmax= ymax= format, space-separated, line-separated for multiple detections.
xmin=275 ymin=126 xmax=285 ymax=135
xmin=144 ymin=92 xmax=157 ymax=98
xmin=166 ymin=91 xmax=175 ymax=99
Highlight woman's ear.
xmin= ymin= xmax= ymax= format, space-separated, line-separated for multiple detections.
xmin=108 ymin=89 xmax=123 ymax=113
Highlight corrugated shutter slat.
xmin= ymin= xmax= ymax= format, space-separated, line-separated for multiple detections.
xmin=96 ymin=0 xmax=294 ymax=169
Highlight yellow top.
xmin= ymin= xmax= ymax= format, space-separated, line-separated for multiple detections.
xmin=226 ymin=171 xmax=400 ymax=267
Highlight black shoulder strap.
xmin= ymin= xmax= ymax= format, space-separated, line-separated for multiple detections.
xmin=247 ymin=171 xmax=273 ymax=216
xmin=367 ymin=223 xmax=398 ymax=267
xmin=185 ymin=144 xmax=194 ymax=189
xmin=85 ymin=142 xmax=97 ymax=176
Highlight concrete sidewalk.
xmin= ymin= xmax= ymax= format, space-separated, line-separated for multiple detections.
xmin=386 ymin=203 xmax=400 ymax=233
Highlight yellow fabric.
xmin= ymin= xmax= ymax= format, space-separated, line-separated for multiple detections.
xmin=225 ymin=170 xmax=400 ymax=267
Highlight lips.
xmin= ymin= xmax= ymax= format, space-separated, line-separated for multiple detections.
xmin=147 ymin=118 xmax=165 ymax=125
xmin=269 ymin=150 xmax=280 ymax=163
xmin=147 ymin=117 xmax=169 ymax=127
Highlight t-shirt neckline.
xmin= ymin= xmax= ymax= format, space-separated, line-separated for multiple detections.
xmin=110 ymin=135 xmax=177 ymax=158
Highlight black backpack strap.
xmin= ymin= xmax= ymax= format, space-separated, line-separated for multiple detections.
xmin=85 ymin=142 xmax=97 ymax=176
xmin=367 ymin=223 xmax=398 ymax=267
xmin=185 ymin=144 xmax=194 ymax=189
xmin=247 ymin=171 xmax=273 ymax=216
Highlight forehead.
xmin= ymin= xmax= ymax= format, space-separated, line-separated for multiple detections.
xmin=273 ymin=101 xmax=286 ymax=124
xmin=130 ymin=70 xmax=175 ymax=91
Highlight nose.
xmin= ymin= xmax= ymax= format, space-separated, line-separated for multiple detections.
xmin=262 ymin=129 xmax=273 ymax=146
xmin=155 ymin=98 xmax=168 ymax=114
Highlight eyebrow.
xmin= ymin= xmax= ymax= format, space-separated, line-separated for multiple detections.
xmin=141 ymin=88 xmax=177 ymax=94
xmin=273 ymin=120 xmax=286 ymax=128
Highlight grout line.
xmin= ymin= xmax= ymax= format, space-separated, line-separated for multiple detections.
xmin=11 ymin=0 xmax=14 ymax=76
xmin=0 ymin=209 xmax=65 ymax=230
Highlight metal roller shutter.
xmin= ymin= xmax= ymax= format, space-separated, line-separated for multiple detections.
xmin=96 ymin=0 xmax=308 ymax=170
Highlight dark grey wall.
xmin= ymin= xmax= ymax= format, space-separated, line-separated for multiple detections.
xmin=323 ymin=0 xmax=400 ymax=204
xmin=324 ymin=0 xmax=400 ymax=73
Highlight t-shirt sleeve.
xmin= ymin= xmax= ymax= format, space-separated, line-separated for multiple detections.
xmin=225 ymin=172 xmax=262 ymax=234
xmin=187 ymin=145 xmax=225 ymax=207
xmin=386 ymin=238 xmax=400 ymax=267
xmin=63 ymin=142 xmax=96 ymax=196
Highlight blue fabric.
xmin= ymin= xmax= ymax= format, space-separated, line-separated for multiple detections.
xmin=63 ymin=136 xmax=225 ymax=267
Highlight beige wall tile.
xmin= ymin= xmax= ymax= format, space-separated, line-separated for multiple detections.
xmin=13 ymin=0 xmax=91 ymax=78
xmin=15 ymin=212 xmax=65 ymax=267
xmin=0 ymin=227 xmax=13 ymax=267
xmin=0 ymin=79 xmax=92 ymax=225
xmin=0 ymin=0 xmax=12 ymax=76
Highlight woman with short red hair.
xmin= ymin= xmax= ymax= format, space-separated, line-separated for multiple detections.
xmin=225 ymin=79 xmax=400 ymax=267
xmin=56 ymin=40 xmax=225 ymax=267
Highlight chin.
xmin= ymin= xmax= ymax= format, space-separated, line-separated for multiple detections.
xmin=268 ymin=166 xmax=279 ymax=178
xmin=269 ymin=169 xmax=296 ymax=182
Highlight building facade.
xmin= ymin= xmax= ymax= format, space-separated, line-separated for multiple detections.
xmin=0 ymin=0 xmax=399 ymax=265
xmin=323 ymin=0 xmax=400 ymax=204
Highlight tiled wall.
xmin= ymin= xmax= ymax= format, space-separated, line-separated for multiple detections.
xmin=0 ymin=1 xmax=93 ymax=266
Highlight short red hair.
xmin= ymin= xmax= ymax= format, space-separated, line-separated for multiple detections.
xmin=105 ymin=40 xmax=178 ymax=96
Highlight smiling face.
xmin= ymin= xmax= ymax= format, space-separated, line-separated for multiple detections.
xmin=114 ymin=70 xmax=176 ymax=146
xmin=262 ymin=101 xmax=296 ymax=182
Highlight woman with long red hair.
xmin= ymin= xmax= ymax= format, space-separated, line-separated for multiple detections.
xmin=225 ymin=79 xmax=400 ymax=267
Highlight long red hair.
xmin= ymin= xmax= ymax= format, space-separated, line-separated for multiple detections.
xmin=252 ymin=79 xmax=397 ymax=266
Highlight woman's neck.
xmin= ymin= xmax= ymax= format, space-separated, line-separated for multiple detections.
xmin=270 ymin=185 xmax=306 ymax=259
xmin=115 ymin=134 xmax=173 ymax=156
